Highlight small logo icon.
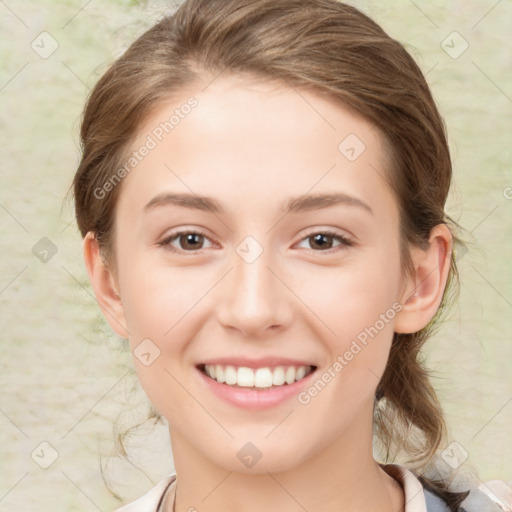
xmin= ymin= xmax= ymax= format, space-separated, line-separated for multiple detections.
xmin=133 ymin=338 xmax=161 ymax=366
xmin=441 ymin=441 xmax=468 ymax=469
xmin=338 ymin=133 xmax=366 ymax=161
xmin=236 ymin=236 xmax=263 ymax=264
xmin=237 ymin=442 xmax=262 ymax=468
xmin=31 ymin=441 xmax=59 ymax=469
xmin=441 ymin=32 xmax=469 ymax=59
xmin=32 ymin=237 xmax=58 ymax=263
xmin=31 ymin=31 xmax=59 ymax=59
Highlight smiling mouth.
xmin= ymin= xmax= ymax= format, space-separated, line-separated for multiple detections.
xmin=197 ymin=363 xmax=317 ymax=389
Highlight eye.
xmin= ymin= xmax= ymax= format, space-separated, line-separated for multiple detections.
xmin=158 ymin=229 xmax=353 ymax=254
xmin=295 ymin=230 xmax=354 ymax=253
xmin=159 ymin=229 xmax=214 ymax=253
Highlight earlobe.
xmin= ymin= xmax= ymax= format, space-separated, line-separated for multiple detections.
xmin=82 ymin=232 xmax=130 ymax=338
xmin=394 ymin=224 xmax=453 ymax=334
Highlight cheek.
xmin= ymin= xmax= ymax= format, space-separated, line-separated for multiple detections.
xmin=120 ymin=267 xmax=195 ymax=419
xmin=118 ymin=262 xmax=209 ymax=404
xmin=296 ymin=250 xmax=402 ymax=391
xmin=300 ymin=252 xmax=401 ymax=339
xmin=120 ymin=260 xmax=193 ymax=339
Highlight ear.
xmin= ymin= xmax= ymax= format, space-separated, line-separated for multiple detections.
xmin=82 ymin=231 xmax=129 ymax=338
xmin=394 ymin=224 xmax=453 ymax=334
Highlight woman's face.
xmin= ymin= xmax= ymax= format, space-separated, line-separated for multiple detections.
xmin=107 ymin=74 xmax=411 ymax=473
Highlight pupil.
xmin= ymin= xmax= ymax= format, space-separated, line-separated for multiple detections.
xmin=313 ymin=234 xmax=331 ymax=249
xmin=184 ymin=233 xmax=201 ymax=249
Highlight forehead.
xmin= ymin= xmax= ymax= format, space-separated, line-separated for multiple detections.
xmin=115 ymin=74 xmax=397 ymax=222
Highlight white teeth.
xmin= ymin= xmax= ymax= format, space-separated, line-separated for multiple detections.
xmin=237 ymin=367 xmax=254 ymax=387
xmin=202 ymin=364 xmax=314 ymax=388
xmin=225 ymin=365 xmax=237 ymax=385
xmin=272 ymin=366 xmax=285 ymax=386
xmin=215 ymin=365 xmax=225 ymax=383
xmin=285 ymin=366 xmax=295 ymax=384
xmin=254 ymin=368 xmax=273 ymax=388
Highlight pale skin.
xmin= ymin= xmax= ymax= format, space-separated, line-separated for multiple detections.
xmin=83 ymin=74 xmax=452 ymax=512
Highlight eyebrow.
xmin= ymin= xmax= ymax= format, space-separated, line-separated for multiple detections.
xmin=143 ymin=192 xmax=373 ymax=215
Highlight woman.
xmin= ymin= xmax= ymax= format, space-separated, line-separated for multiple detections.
xmin=72 ymin=0 xmax=508 ymax=510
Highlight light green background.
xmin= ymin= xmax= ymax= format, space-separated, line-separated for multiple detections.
xmin=0 ymin=0 xmax=511 ymax=510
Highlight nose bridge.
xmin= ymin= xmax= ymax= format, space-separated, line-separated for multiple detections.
xmin=216 ymin=238 xmax=291 ymax=335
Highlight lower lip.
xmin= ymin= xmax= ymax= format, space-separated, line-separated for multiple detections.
xmin=196 ymin=367 xmax=317 ymax=410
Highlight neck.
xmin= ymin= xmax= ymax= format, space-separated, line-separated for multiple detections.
xmin=167 ymin=403 xmax=404 ymax=512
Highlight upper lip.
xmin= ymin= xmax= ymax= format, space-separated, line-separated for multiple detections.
xmin=197 ymin=357 xmax=317 ymax=369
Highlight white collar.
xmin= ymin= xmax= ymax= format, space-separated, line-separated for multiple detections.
xmin=380 ymin=463 xmax=429 ymax=512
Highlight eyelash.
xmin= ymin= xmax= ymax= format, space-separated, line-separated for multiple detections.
xmin=158 ymin=229 xmax=354 ymax=254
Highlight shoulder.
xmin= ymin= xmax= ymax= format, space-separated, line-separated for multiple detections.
xmin=421 ymin=472 xmax=508 ymax=512
xmin=113 ymin=468 xmax=510 ymax=512
xmin=422 ymin=486 xmax=452 ymax=511
xmin=113 ymin=474 xmax=176 ymax=512
xmin=458 ymin=482 xmax=511 ymax=512
xmin=423 ymin=485 xmax=505 ymax=512
xmin=380 ymin=462 xmax=508 ymax=512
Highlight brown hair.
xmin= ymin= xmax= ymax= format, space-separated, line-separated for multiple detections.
xmin=73 ymin=0 xmax=468 ymax=508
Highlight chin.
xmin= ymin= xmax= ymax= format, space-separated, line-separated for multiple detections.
xmin=207 ymin=439 xmax=310 ymax=475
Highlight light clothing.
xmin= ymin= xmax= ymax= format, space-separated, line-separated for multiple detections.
xmin=114 ymin=462 xmax=506 ymax=512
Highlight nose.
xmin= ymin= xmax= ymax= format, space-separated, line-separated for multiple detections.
xmin=215 ymin=244 xmax=293 ymax=337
